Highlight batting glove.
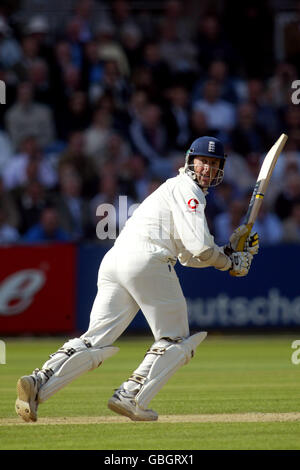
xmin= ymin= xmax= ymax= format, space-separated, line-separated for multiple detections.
xmin=229 ymin=251 xmax=253 ymax=277
xmin=224 ymin=225 xmax=259 ymax=256
xmin=245 ymin=232 xmax=259 ymax=256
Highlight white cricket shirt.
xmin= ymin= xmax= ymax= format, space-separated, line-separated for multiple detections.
xmin=116 ymin=172 xmax=222 ymax=268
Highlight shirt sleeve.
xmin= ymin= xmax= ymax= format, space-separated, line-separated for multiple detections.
xmin=178 ymin=250 xmax=212 ymax=268
xmin=170 ymin=178 xmax=215 ymax=256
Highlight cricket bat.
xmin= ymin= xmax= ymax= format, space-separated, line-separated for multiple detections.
xmin=232 ymin=132 xmax=288 ymax=259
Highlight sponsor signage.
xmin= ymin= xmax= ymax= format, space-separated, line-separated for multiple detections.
xmin=177 ymin=245 xmax=300 ymax=329
xmin=1 ymin=243 xmax=298 ymax=334
xmin=77 ymin=244 xmax=300 ymax=332
xmin=0 ymin=244 xmax=76 ymax=333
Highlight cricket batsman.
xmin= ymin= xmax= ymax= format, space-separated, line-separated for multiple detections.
xmin=15 ymin=136 xmax=259 ymax=422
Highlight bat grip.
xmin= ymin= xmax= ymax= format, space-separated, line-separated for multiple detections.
xmin=236 ymin=223 xmax=253 ymax=251
xmin=229 ymin=223 xmax=253 ymax=277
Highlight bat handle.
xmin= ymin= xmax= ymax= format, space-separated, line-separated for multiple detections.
xmin=229 ymin=222 xmax=253 ymax=277
xmin=236 ymin=223 xmax=253 ymax=251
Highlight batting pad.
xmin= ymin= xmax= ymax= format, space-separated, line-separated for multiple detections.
xmin=135 ymin=331 xmax=207 ymax=409
xmin=38 ymin=339 xmax=119 ymax=403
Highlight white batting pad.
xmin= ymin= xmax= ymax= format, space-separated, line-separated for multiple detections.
xmin=135 ymin=332 xmax=207 ymax=409
xmin=38 ymin=338 xmax=119 ymax=402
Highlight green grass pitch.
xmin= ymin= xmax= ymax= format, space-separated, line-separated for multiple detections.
xmin=0 ymin=334 xmax=300 ymax=450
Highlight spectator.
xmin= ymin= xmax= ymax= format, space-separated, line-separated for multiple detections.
xmin=222 ymin=145 xmax=256 ymax=193
xmin=84 ymin=106 xmax=112 ymax=166
xmin=0 ymin=175 xmax=19 ymax=228
xmin=283 ymin=1 xmax=300 ymax=70
xmin=95 ymin=22 xmax=130 ymax=77
xmin=131 ymin=65 xmax=158 ymax=102
xmin=162 ymin=0 xmax=196 ymax=42
xmin=2 ymin=135 xmax=57 ymax=190
xmin=192 ymin=59 xmax=240 ymax=104
xmin=215 ymin=185 xmax=282 ymax=246
xmin=195 ymin=13 xmax=238 ymax=72
xmin=81 ymin=39 xmax=104 ymax=102
xmin=267 ymin=62 xmax=298 ymax=108
xmin=93 ymin=90 xmax=129 ymax=135
xmin=120 ymin=23 xmax=143 ymax=71
xmin=0 ymin=16 xmax=22 ymax=69
xmin=274 ymin=172 xmax=300 ymax=220
xmin=189 ymin=108 xmax=218 ymax=142
xmin=125 ymin=153 xmax=151 ymax=202
xmin=23 ymin=15 xmax=52 ymax=63
xmin=97 ymin=59 xmax=131 ymax=110
xmin=15 ymin=34 xmax=41 ymax=81
xmin=252 ymin=207 xmax=283 ymax=245
xmin=0 ymin=128 xmax=13 ymax=173
xmin=163 ymin=84 xmax=191 ymax=152
xmin=244 ymin=152 xmax=262 ymax=183
xmin=102 ymin=132 xmax=131 ymax=170
xmin=0 ymin=205 xmax=20 ymax=243
xmin=12 ymin=179 xmax=50 ymax=235
xmin=140 ymin=41 xmax=171 ymax=93
xmin=127 ymin=89 xmax=149 ymax=122
xmin=69 ymin=0 xmax=95 ymax=44
xmin=283 ymin=106 xmax=300 ymax=149
xmin=27 ymin=58 xmax=55 ymax=106
xmin=230 ymin=103 xmax=269 ymax=156
xmin=55 ymin=166 xmax=92 ymax=240
xmin=225 ymin=3 xmax=273 ymax=77
xmin=62 ymin=64 xmax=82 ymax=100
xmin=58 ymin=131 xmax=98 ymax=198
xmin=158 ymin=18 xmax=198 ymax=75
xmin=245 ymin=78 xmax=280 ymax=139
xmin=193 ymin=79 xmax=236 ymax=132
xmin=50 ymin=39 xmax=74 ymax=88
xmin=64 ymin=17 xmax=84 ymax=69
xmin=205 ymin=181 xmax=239 ymax=229
xmin=5 ymin=81 xmax=56 ymax=149
xmin=56 ymin=90 xmax=91 ymax=140
xmin=214 ymin=198 xmax=247 ymax=246
xmin=282 ymin=199 xmax=300 ymax=243
xmin=129 ymin=102 xmax=171 ymax=177
xmin=130 ymin=103 xmax=168 ymax=159
xmin=23 ymin=205 xmax=70 ymax=242
xmin=271 ymin=147 xmax=300 ymax=186
xmin=266 ymin=150 xmax=300 ymax=210
xmin=110 ymin=0 xmax=136 ymax=32
xmin=0 ymin=1 xmax=295 ymax=248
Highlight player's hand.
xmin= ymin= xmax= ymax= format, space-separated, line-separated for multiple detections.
xmin=228 ymin=224 xmax=248 ymax=251
xmin=229 ymin=251 xmax=253 ymax=277
xmin=245 ymin=232 xmax=259 ymax=256
xmin=225 ymin=225 xmax=259 ymax=256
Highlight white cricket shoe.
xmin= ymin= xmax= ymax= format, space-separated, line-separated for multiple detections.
xmin=15 ymin=375 xmax=39 ymax=422
xmin=108 ymin=389 xmax=158 ymax=422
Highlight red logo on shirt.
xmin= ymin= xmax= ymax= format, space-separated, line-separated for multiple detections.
xmin=187 ymin=198 xmax=199 ymax=210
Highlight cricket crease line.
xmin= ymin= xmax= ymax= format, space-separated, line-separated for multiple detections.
xmin=1 ymin=412 xmax=300 ymax=425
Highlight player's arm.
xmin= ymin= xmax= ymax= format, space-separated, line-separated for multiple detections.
xmin=178 ymin=245 xmax=253 ymax=277
xmin=172 ymin=183 xmax=253 ymax=276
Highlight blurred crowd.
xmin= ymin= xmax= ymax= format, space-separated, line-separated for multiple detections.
xmin=0 ymin=0 xmax=300 ymax=245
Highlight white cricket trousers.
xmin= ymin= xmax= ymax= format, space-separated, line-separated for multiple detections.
xmin=81 ymin=238 xmax=190 ymax=347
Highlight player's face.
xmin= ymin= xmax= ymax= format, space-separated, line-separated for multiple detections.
xmin=193 ymin=156 xmax=220 ymax=187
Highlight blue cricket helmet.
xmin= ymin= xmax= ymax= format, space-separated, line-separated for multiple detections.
xmin=186 ymin=136 xmax=226 ymax=161
xmin=184 ymin=136 xmax=227 ymax=187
